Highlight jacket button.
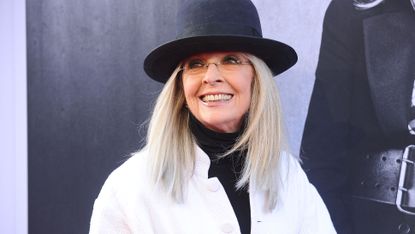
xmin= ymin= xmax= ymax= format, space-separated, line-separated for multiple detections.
xmin=221 ymin=223 xmax=234 ymax=233
xmin=207 ymin=179 xmax=220 ymax=192
xmin=398 ymin=223 xmax=411 ymax=234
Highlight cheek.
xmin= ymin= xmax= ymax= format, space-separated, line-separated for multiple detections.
xmin=241 ymin=78 xmax=254 ymax=108
xmin=182 ymin=79 xmax=199 ymax=103
xmin=242 ymin=90 xmax=252 ymax=112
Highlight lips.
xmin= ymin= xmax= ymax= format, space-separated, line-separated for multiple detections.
xmin=200 ymin=93 xmax=233 ymax=102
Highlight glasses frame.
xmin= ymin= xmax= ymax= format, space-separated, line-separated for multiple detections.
xmin=179 ymin=59 xmax=252 ymax=77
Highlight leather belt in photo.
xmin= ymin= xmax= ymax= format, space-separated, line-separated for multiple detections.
xmin=352 ymin=145 xmax=415 ymax=215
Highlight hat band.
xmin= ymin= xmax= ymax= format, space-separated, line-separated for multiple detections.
xmin=178 ymin=22 xmax=262 ymax=39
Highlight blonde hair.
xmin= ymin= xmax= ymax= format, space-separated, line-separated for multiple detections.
xmin=145 ymin=54 xmax=285 ymax=211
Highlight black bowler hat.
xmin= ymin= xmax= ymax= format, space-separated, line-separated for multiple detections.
xmin=144 ymin=0 xmax=298 ymax=83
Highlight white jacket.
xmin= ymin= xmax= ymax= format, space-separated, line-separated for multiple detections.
xmin=90 ymin=146 xmax=336 ymax=234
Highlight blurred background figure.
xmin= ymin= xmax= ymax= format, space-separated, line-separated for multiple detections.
xmin=301 ymin=0 xmax=415 ymax=233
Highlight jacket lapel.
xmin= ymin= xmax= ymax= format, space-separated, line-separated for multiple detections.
xmin=363 ymin=12 xmax=415 ymax=135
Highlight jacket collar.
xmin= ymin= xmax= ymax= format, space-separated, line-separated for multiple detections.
xmin=364 ymin=11 xmax=415 ymax=135
xmin=193 ymin=145 xmax=211 ymax=179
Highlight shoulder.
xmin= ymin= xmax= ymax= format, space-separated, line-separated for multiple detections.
xmin=278 ymin=151 xmax=301 ymax=177
xmin=90 ymin=149 xmax=154 ymax=233
xmin=278 ymin=152 xmax=306 ymax=187
xmin=111 ymin=148 xmax=149 ymax=177
xmin=98 ymin=148 xmax=151 ymax=197
xmin=278 ymin=152 xmax=336 ymax=232
xmin=278 ymin=151 xmax=315 ymax=193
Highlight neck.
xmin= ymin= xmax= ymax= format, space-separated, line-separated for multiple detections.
xmin=188 ymin=112 xmax=245 ymax=156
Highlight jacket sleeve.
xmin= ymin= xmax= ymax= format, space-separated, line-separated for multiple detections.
xmin=89 ymin=174 xmax=131 ymax=234
xmin=300 ymin=0 xmax=362 ymax=233
xmin=287 ymin=156 xmax=337 ymax=234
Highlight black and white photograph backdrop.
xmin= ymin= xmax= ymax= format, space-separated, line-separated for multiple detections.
xmin=4 ymin=0 xmax=412 ymax=233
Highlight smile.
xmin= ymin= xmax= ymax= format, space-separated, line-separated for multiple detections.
xmin=200 ymin=94 xmax=233 ymax=102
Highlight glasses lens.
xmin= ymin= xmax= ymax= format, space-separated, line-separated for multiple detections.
xmin=220 ymin=63 xmax=242 ymax=73
xmin=183 ymin=60 xmax=205 ymax=76
xmin=182 ymin=55 xmax=250 ymax=76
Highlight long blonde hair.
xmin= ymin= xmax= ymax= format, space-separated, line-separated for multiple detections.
xmin=145 ymin=54 xmax=285 ymax=211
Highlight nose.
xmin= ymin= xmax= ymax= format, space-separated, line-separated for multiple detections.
xmin=202 ymin=63 xmax=223 ymax=85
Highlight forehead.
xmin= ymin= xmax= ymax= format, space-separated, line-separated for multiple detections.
xmin=184 ymin=51 xmax=245 ymax=60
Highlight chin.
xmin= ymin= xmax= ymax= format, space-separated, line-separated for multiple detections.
xmin=202 ymin=117 xmax=241 ymax=133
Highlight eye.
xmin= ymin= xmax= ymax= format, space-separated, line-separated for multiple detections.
xmin=186 ymin=59 xmax=205 ymax=69
xmin=222 ymin=55 xmax=241 ymax=65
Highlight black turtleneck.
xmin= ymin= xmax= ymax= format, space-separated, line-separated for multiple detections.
xmin=189 ymin=113 xmax=251 ymax=234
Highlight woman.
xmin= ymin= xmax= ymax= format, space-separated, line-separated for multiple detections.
xmin=90 ymin=0 xmax=335 ymax=233
xmin=301 ymin=0 xmax=415 ymax=233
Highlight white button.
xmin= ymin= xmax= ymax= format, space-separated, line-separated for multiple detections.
xmin=206 ymin=179 xmax=220 ymax=192
xmin=221 ymin=223 xmax=234 ymax=233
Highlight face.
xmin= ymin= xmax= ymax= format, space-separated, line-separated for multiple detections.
xmin=181 ymin=51 xmax=254 ymax=133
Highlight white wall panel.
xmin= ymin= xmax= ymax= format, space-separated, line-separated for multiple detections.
xmin=252 ymin=0 xmax=331 ymax=154
xmin=0 ymin=0 xmax=28 ymax=233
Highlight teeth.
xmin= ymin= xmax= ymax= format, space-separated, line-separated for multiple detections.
xmin=202 ymin=94 xmax=232 ymax=102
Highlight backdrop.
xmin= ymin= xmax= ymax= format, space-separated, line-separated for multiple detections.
xmin=26 ymin=0 xmax=329 ymax=233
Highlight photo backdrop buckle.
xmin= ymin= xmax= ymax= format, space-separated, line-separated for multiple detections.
xmin=396 ymin=145 xmax=415 ymax=215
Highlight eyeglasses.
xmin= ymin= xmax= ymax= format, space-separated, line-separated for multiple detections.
xmin=180 ymin=55 xmax=252 ymax=77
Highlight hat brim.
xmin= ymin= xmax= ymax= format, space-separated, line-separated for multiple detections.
xmin=144 ymin=35 xmax=298 ymax=83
